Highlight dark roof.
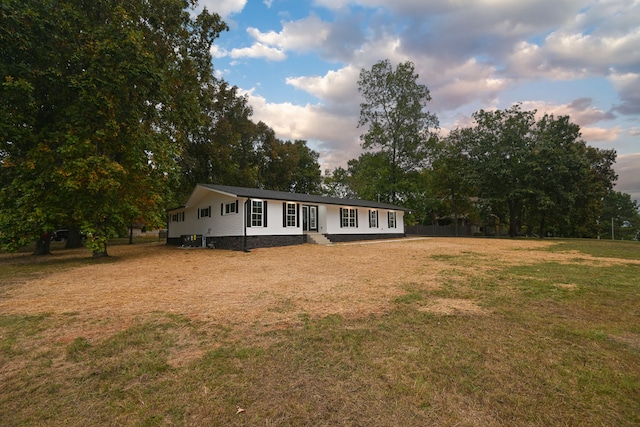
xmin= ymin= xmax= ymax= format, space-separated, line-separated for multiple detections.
xmin=199 ymin=184 xmax=409 ymax=211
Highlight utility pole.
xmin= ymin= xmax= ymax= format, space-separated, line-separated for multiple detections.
xmin=612 ymin=217 xmax=614 ymax=240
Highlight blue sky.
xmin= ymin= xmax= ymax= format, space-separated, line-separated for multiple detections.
xmin=199 ymin=0 xmax=640 ymax=203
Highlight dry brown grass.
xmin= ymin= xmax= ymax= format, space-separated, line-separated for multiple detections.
xmin=0 ymin=238 xmax=609 ymax=333
xmin=1 ymin=237 xmax=639 ymax=426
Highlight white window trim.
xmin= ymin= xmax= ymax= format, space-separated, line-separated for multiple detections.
xmin=388 ymin=211 xmax=396 ymax=228
xmin=286 ymin=202 xmax=297 ymax=227
xmin=251 ymin=200 xmax=264 ymax=227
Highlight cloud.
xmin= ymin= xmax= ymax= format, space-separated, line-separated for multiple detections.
xmin=229 ymin=42 xmax=286 ymax=60
xmin=241 ymin=88 xmax=362 ymax=170
xmin=505 ymin=3 xmax=640 ymax=80
xmin=521 ymin=97 xmax=616 ymax=125
xmin=211 ymin=42 xmax=287 ymax=61
xmin=248 ymin=14 xmax=331 ymax=52
xmin=426 ymin=59 xmax=510 ymax=111
xmin=285 ymin=65 xmax=361 ymax=113
xmin=609 ymin=72 xmax=640 ymax=115
xmin=197 ymin=0 xmax=247 ymax=18
xmin=614 ymin=153 xmax=640 ymax=204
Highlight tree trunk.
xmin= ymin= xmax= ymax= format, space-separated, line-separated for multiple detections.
xmin=92 ymin=242 xmax=108 ymax=258
xmin=65 ymin=225 xmax=84 ymax=249
xmin=33 ymin=232 xmax=52 ymax=255
xmin=508 ymin=199 xmax=520 ymax=238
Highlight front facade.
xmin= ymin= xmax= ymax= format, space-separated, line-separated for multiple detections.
xmin=167 ymin=184 xmax=408 ymax=250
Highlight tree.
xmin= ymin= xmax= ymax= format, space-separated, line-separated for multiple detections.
xmin=177 ymin=80 xmax=259 ymax=199
xmin=601 ymin=191 xmax=640 ymax=240
xmin=258 ymin=138 xmax=322 ymax=193
xmin=0 ymin=0 xmax=227 ymax=255
xmin=322 ymin=167 xmax=356 ymax=199
xmin=463 ymin=104 xmax=537 ymax=237
xmin=357 ymin=59 xmax=438 ymax=202
xmin=431 ymin=129 xmax=476 ymax=234
xmin=525 ymin=114 xmax=588 ymax=237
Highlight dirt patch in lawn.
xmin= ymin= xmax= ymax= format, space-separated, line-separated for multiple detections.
xmin=0 ymin=237 xmax=620 ymax=340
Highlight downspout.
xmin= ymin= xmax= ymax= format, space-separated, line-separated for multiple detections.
xmin=244 ymin=199 xmax=250 ymax=252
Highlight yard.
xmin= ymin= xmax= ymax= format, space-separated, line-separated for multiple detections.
xmin=1 ymin=237 xmax=639 ymax=426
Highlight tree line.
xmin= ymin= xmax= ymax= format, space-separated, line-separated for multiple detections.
xmin=1 ymin=1 xmax=637 ymax=257
xmin=327 ymin=60 xmax=639 ymax=240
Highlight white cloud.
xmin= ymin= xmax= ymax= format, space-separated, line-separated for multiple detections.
xmin=426 ymin=59 xmax=511 ymax=111
xmin=196 ymin=0 xmax=247 ymax=18
xmin=521 ymin=98 xmax=615 ymax=127
xmin=229 ymin=43 xmax=286 ymax=60
xmin=242 ymin=88 xmax=362 ymax=169
xmin=285 ymin=65 xmax=361 ymax=111
xmin=580 ymin=126 xmax=620 ymax=143
xmin=248 ymin=15 xmax=331 ymax=52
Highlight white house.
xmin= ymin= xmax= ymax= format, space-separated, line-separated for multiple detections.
xmin=167 ymin=184 xmax=408 ymax=250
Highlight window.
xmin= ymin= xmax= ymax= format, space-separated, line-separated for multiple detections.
xmin=340 ymin=208 xmax=358 ymax=228
xmin=251 ymin=200 xmax=264 ymax=227
xmin=285 ymin=202 xmax=297 ymax=227
xmin=369 ymin=210 xmax=378 ymax=228
xmin=388 ymin=211 xmax=396 ymax=228
xmin=199 ymin=206 xmax=211 ymax=219
xmin=171 ymin=212 xmax=185 ymax=222
xmin=222 ymin=201 xmax=238 ymax=215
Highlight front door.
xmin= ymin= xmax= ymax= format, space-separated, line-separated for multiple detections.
xmin=302 ymin=205 xmax=318 ymax=232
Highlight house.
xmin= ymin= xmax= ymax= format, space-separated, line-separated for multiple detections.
xmin=167 ymin=184 xmax=409 ymax=250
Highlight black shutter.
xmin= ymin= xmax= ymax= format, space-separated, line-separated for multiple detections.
xmin=263 ymin=201 xmax=268 ymax=227
xmin=235 ymin=200 xmax=239 ymax=213
xmin=355 ymin=209 xmax=359 ymax=228
xmin=197 ymin=208 xmax=200 ymax=219
xmin=246 ymin=200 xmax=251 ymax=228
xmin=208 ymin=206 xmax=211 ymax=217
xmin=369 ymin=210 xmax=372 ymax=228
xmin=296 ymin=204 xmax=300 ymax=227
xmin=388 ymin=212 xmax=391 ymax=228
xmin=283 ymin=202 xmax=287 ymax=227
xmin=221 ymin=203 xmax=224 ymax=216
xmin=339 ymin=208 xmax=343 ymax=228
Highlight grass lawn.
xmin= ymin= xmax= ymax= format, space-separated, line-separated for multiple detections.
xmin=0 ymin=238 xmax=639 ymax=426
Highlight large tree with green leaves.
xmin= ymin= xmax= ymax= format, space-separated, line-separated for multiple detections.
xmin=451 ymin=105 xmax=618 ymax=238
xmin=258 ymin=138 xmax=322 ymax=193
xmin=462 ymin=104 xmax=537 ymax=237
xmin=357 ymin=59 xmax=438 ymax=202
xmin=0 ymin=0 xmax=227 ymax=255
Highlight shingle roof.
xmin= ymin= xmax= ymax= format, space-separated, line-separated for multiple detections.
xmin=199 ymin=184 xmax=410 ymax=211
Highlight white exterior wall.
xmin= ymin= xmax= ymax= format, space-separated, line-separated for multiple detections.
xmin=317 ymin=205 xmax=328 ymax=234
xmin=167 ymin=208 xmax=192 ymax=239
xmin=245 ymin=199 xmax=304 ymax=236
xmin=169 ymin=185 xmax=405 ymax=241
xmin=169 ymin=191 xmax=307 ymax=239
xmin=324 ymin=205 xmax=404 ymax=235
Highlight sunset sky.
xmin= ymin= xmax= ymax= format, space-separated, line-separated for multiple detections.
xmin=199 ymin=0 xmax=639 ymax=202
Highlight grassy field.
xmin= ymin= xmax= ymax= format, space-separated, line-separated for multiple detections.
xmin=1 ymin=238 xmax=639 ymax=426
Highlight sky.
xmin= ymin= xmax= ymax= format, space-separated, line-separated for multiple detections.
xmin=197 ymin=0 xmax=639 ymax=203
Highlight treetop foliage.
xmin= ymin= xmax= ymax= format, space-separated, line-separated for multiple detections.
xmin=0 ymin=0 xmax=322 ymax=255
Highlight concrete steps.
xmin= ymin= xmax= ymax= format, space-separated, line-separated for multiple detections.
xmin=306 ymin=233 xmax=332 ymax=245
